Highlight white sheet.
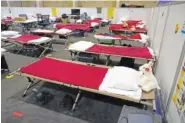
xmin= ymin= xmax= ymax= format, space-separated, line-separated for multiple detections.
xmin=99 ymin=66 xmax=142 ymax=100
xmin=94 ymin=34 xmax=121 ymax=40
xmin=101 ymin=19 xmax=109 ymax=23
xmin=50 ymin=16 xmax=57 ymax=22
xmin=1 ymin=31 xmax=19 ymax=38
xmin=76 ymin=19 xmax=83 ymax=23
xmin=55 ymin=28 xmax=72 ymax=35
xmin=32 ymin=29 xmax=54 ymax=33
xmin=91 ymin=22 xmax=99 ymax=27
xmin=137 ymin=33 xmax=149 ymax=43
xmin=27 ymin=37 xmax=51 ymax=45
xmin=1 ymin=48 xmax=6 ymax=55
xmin=68 ymin=41 xmax=94 ymax=51
xmin=148 ymin=47 xmax=155 ymax=56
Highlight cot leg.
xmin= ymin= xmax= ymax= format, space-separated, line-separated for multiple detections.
xmin=71 ymin=90 xmax=81 ymax=112
xmin=105 ymin=55 xmax=111 ymax=66
xmin=71 ymin=51 xmax=77 ymax=61
xmin=22 ymin=77 xmax=34 ymax=97
xmin=39 ymin=49 xmax=46 ymax=57
xmin=22 ymin=77 xmax=40 ymax=97
xmin=119 ymin=40 xmax=122 ymax=46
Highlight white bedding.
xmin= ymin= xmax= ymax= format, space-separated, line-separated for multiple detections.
xmin=1 ymin=31 xmax=20 ymax=38
xmin=101 ymin=19 xmax=109 ymax=23
xmin=55 ymin=28 xmax=72 ymax=35
xmin=91 ymin=22 xmax=99 ymax=27
xmin=76 ymin=19 xmax=83 ymax=23
xmin=68 ymin=41 xmax=94 ymax=51
xmin=94 ymin=34 xmax=121 ymax=40
xmin=32 ymin=29 xmax=54 ymax=33
xmin=1 ymin=48 xmax=6 ymax=55
xmin=27 ymin=37 xmax=51 ymax=45
xmin=99 ymin=66 xmax=142 ymax=100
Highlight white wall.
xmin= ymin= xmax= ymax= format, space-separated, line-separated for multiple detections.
xmin=152 ymin=6 xmax=169 ymax=57
xmin=152 ymin=4 xmax=185 ymax=123
xmin=1 ymin=7 xmax=102 ymax=18
xmin=167 ymin=54 xmax=185 ymax=123
xmin=114 ymin=8 xmax=151 ymax=24
xmin=2 ymin=7 xmax=152 ymax=25
xmin=148 ymin=7 xmax=159 ymax=46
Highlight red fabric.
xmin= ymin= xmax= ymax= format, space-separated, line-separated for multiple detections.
xmin=126 ymin=20 xmax=141 ymax=26
xmin=8 ymin=34 xmax=41 ymax=44
xmin=56 ymin=23 xmax=89 ymax=31
xmin=86 ymin=44 xmax=152 ymax=59
xmin=20 ymin=57 xmax=108 ymax=89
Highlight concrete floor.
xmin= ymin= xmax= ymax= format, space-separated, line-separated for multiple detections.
xmin=1 ymin=26 xmax=147 ymax=123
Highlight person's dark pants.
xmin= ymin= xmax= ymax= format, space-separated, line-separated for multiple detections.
xmin=1 ymin=55 xmax=9 ymax=71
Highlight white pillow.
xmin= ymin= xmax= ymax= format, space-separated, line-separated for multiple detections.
xmin=91 ymin=22 xmax=99 ymax=27
xmin=76 ymin=19 xmax=82 ymax=23
xmin=56 ymin=28 xmax=72 ymax=34
xmin=102 ymin=66 xmax=140 ymax=91
xmin=1 ymin=31 xmax=19 ymax=37
xmin=101 ymin=19 xmax=109 ymax=22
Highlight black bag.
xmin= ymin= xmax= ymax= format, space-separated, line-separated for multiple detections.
xmin=60 ymin=94 xmax=74 ymax=109
xmin=119 ymin=44 xmax=135 ymax=68
xmin=62 ymin=14 xmax=68 ymax=19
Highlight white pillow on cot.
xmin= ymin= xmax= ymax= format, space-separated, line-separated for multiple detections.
xmin=102 ymin=66 xmax=140 ymax=91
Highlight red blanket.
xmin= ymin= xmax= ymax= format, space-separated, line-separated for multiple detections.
xmin=8 ymin=34 xmax=40 ymax=44
xmin=20 ymin=57 xmax=108 ymax=89
xmin=86 ymin=44 xmax=152 ymax=59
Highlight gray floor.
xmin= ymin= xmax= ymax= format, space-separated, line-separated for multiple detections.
xmin=1 ymin=25 xmax=147 ymax=123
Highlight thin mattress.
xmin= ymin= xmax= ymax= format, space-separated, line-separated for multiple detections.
xmin=55 ymin=23 xmax=89 ymax=31
xmin=94 ymin=33 xmax=149 ymax=43
xmin=7 ymin=34 xmax=51 ymax=45
xmin=68 ymin=41 xmax=154 ymax=59
xmin=18 ymin=57 xmax=155 ymax=100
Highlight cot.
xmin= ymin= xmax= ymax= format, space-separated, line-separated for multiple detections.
xmin=3 ymin=34 xmax=53 ymax=57
xmin=67 ymin=41 xmax=155 ymax=65
xmin=109 ymin=24 xmax=147 ymax=34
xmin=54 ymin=23 xmax=90 ymax=36
xmin=94 ymin=33 xmax=149 ymax=46
xmin=14 ymin=57 xmax=155 ymax=111
xmin=31 ymin=29 xmax=72 ymax=44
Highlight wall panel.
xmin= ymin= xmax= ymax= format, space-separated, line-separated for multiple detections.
xmin=42 ymin=1 xmax=73 ymax=7
xmin=76 ymin=1 xmax=116 ymax=7
xmin=1 ymin=1 xmax=8 ymax=7
xmin=9 ymin=1 xmax=22 ymax=7
xmin=21 ymin=1 xmax=37 ymax=7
